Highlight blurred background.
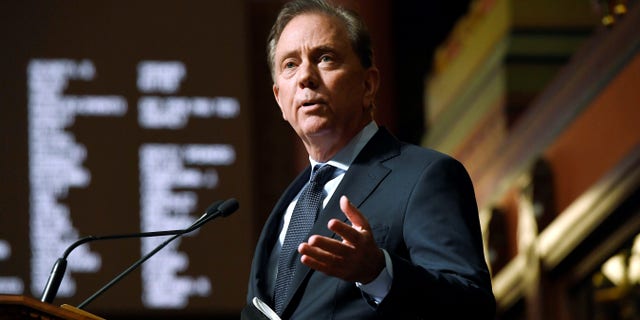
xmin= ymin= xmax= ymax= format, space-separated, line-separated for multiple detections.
xmin=0 ymin=0 xmax=638 ymax=319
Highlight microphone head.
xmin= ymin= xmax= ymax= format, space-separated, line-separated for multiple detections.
xmin=204 ymin=200 xmax=224 ymax=216
xmin=217 ymin=198 xmax=239 ymax=217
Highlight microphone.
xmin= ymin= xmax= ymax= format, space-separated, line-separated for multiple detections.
xmin=76 ymin=198 xmax=239 ymax=310
xmin=40 ymin=199 xmax=226 ymax=303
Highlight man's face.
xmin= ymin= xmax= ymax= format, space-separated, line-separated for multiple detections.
xmin=272 ymin=13 xmax=378 ymax=158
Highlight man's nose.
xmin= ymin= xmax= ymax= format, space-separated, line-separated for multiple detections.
xmin=297 ymin=61 xmax=318 ymax=89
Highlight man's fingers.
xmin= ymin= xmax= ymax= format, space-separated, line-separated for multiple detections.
xmin=327 ymin=219 xmax=360 ymax=244
xmin=305 ymin=235 xmax=352 ymax=254
xmin=298 ymin=198 xmax=383 ymax=283
xmin=339 ymin=195 xmax=370 ymax=230
xmin=298 ymin=238 xmax=348 ymax=269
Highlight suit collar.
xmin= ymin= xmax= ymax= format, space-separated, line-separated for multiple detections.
xmin=306 ymin=127 xmax=399 ymax=243
xmin=283 ymin=127 xmax=401 ymax=314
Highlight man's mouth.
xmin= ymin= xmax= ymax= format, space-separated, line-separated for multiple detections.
xmin=300 ymin=99 xmax=325 ymax=108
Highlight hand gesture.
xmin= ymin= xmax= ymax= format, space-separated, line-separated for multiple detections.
xmin=298 ymin=195 xmax=385 ymax=283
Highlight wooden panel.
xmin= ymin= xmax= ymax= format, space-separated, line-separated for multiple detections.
xmin=472 ymin=3 xmax=640 ymax=209
xmin=544 ymin=52 xmax=640 ymax=213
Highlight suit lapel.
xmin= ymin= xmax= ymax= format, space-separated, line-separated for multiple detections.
xmin=284 ymin=128 xmax=401 ymax=312
xmin=333 ymin=127 xmax=400 ymax=212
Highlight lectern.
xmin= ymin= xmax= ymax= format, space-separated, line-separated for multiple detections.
xmin=0 ymin=295 xmax=104 ymax=320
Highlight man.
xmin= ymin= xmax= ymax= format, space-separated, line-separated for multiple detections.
xmin=244 ymin=0 xmax=495 ymax=318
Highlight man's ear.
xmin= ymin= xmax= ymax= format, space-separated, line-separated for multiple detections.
xmin=273 ymin=83 xmax=287 ymax=120
xmin=362 ymin=67 xmax=380 ymax=108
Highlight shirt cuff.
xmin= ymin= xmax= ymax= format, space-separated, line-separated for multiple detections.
xmin=355 ymin=249 xmax=393 ymax=303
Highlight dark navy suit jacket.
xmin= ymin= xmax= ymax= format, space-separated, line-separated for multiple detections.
xmin=244 ymin=128 xmax=495 ymax=319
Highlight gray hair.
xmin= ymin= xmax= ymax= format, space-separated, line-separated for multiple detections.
xmin=266 ymin=0 xmax=373 ymax=82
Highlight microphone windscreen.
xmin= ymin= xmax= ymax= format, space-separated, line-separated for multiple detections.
xmin=204 ymin=200 xmax=224 ymax=216
xmin=218 ymin=198 xmax=239 ymax=217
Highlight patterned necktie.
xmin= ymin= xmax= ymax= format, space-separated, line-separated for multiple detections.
xmin=273 ymin=164 xmax=336 ymax=315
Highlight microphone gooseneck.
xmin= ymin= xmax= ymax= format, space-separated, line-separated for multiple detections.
xmin=40 ymin=199 xmax=226 ymax=303
xmin=76 ymin=198 xmax=239 ymax=310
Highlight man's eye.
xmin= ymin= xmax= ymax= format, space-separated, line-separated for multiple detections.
xmin=320 ymin=55 xmax=332 ymax=63
xmin=284 ymin=61 xmax=296 ymax=69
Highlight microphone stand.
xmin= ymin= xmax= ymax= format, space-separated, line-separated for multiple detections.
xmin=40 ymin=200 xmax=224 ymax=303
xmin=76 ymin=198 xmax=239 ymax=310
xmin=77 ymin=230 xmax=183 ymax=309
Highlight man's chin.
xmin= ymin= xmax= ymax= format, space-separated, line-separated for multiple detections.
xmin=298 ymin=119 xmax=332 ymax=135
xmin=301 ymin=125 xmax=333 ymax=138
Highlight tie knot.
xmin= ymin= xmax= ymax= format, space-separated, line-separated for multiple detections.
xmin=310 ymin=164 xmax=336 ymax=185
